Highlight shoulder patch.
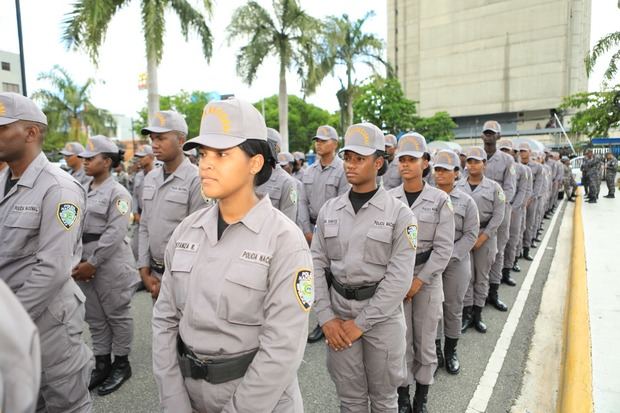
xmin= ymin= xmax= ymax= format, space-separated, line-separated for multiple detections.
xmin=290 ymin=187 xmax=298 ymax=204
xmin=445 ymin=197 xmax=454 ymax=213
xmin=57 ymin=202 xmax=79 ymax=230
xmin=294 ymin=268 xmax=314 ymax=312
xmin=498 ymin=189 xmax=506 ymax=203
xmin=116 ymin=198 xmax=130 ymax=215
xmin=405 ymin=224 xmax=418 ymax=250
xmin=510 ymin=165 xmax=516 ymax=175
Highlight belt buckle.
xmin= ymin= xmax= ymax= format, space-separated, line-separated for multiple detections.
xmin=344 ymin=287 xmax=357 ymax=300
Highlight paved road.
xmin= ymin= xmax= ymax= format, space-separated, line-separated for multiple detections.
xmin=89 ymin=203 xmax=567 ymax=413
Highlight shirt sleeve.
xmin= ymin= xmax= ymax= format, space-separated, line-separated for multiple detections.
xmin=354 ymin=208 xmax=416 ymax=332
xmin=87 ymin=191 xmax=132 ymax=267
xmin=415 ymin=196 xmax=455 ymax=284
xmin=511 ymin=167 xmax=528 ymax=209
xmin=532 ymin=165 xmax=544 ymax=197
xmin=310 ymin=207 xmax=336 ymax=326
xmin=296 ymin=182 xmax=311 ymax=233
xmin=16 ymin=184 xmax=84 ymax=320
xmin=138 ymin=195 xmax=151 ymax=269
xmin=503 ymin=157 xmax=517 ymax=203
xmin=279 ymin=179 xmax=298 ymax=222
xmin=452 ymin=198 xmax=479 ymax=262
xmin=337 ymin=169 xmax=350 ymax=196
xmin=483 ymin=184 xmax=506 ymax=238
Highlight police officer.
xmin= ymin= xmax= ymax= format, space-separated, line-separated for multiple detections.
xmin=543 ymin=149 xmax=560 ymax=217
xmin=433 ymin=150 xmax=479 ymax=375
xmin=520 ymin=144 xmax=543 ymax=261
xmin=561 ymin=156 xmax=577 ymax=201
xmin=279 ymin=151 xmax=311 ymax=232
xmin=152 ymin=98 xmax=312 ymax=412
xmin=603 ymin=152 xmax=617 ymax=198
xmin=390 ymin=133 xmax=455 ymax=413
xmin=256 ymin=128 xmax=298 ymax=222
xmin=497 ymin=139 xmax=529 ymax=286
xmin=0 ymin=92 xmax=93 ymax=412
xmin=457 ymin=147 xmax=505 ymax=334
xmin=582 ymin=149 xmax=601 ymax=203
xmin=278 ymin=151 xmax=295 ymax=175
xmin=312 ymin=122 xmax=416 ymax=412
xmin=301 ymin=124 xmax=349 ymax=343
xmin=0 ymin=279 xmax=40 ymax=413
xmin=131 ymin=144 xmax=155 ymax=260
xmin=73 ymin=135 xmax=139 ymax=395
xmin=292 ymin=151 xmax=306 ymax=180
xmin=138 ymin=110 xmax=210 ymax=300
xmin=480 ymin=121 xmax=515 ymax=313
xmin=383 ymin=133 xmax=402 ymax=190
xmin=60 ymin=141 xmax=92 ymax=187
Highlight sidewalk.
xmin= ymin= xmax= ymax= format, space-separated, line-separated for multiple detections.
xmin=582 ymin=195 xmax=620 ymax=412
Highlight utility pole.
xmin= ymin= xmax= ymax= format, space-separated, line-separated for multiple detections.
xmin=15 ymin=0 xmax=27 ymax=96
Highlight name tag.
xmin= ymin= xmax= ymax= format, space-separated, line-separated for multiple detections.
xmin=175 ymin=241 xmax=199 ymax=252
xmin=12 ymin=204 xmax=40 ymax=213
xmin=240 ymin=250 xmax=272 ymax=266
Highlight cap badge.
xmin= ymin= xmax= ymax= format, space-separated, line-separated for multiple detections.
xmin=203 ymin=106 xmax=231 ymax=133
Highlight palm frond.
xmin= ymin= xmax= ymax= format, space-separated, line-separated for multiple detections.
xmin=585 ymin=31 xmax=620 ymax=79
xmin=168 ymin=0 xmax=213 ymax=61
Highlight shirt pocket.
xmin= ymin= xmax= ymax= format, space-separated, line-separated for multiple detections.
xmin=217 ymin=262 xmax=268 ymax=326
xmin=323 ymin=224 xmax=343 ymax=260
xmin=163 ymin=190 xmax=189 ymax=219
xmin=170 ymin=250 xmax=196 ymax=309
xmin=86 ymin=201 xmax=108 ymax=232
xmin=417 ymin=212 xmax=439 ymax=242
xmin=3 ymin=212 xmax=40 ymax=256
xmin=325 ymin=175 xmax=340 ymax=197
xmin=364 ymin=227 xmax=392 ymax=265
xmin=142 ymin=187 xmax=155 ymax=203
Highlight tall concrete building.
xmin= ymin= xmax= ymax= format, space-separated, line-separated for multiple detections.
xmin=387 ymin=0 xmax=592 ymax=143
xmin=0 ymin=50 xmax=23 ymax=94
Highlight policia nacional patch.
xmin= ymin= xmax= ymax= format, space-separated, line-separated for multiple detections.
xmin=57 ymin=202 xmax=79 ymax=230
xmin=406 ymin=224 xmax=418 ymax=250
xmin=116 ymin=198 xmax=130 ymax=215
xmin=294 ymin=268 xmax=314 ymax=312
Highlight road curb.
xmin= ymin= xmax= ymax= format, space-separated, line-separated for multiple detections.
xmin=558 ymin=188 xmax=593 ymax=413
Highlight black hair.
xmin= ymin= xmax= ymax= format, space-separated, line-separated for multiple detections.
xmin=238 ymin=140 xmax=273 ymax=186
xmin=375 ymin=150 xmax=388 ymax=176
xmin=422 ymin=152 xmax=432 ymax=178
xmin=101 ymin=148 xmax=125 ymax=169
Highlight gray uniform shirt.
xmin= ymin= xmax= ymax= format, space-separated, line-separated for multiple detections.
xmin=511 ymin=162 xmax=529 ymax=210
xmin=71 ymin=166 xmax=92 ymax=188
xmin=0 ymin=152 xmax=85 ymax=320
xmin=484 ymin=150 xmax=516 ymax=203
xmin=132 ymin=170 xmax=145 ymax=215
xmin=311 ymin=187 xmax=416 ymax=331
xmin=138 ymin=157 xmax=208 ymax=268
xmin=527 ymin=161 xmax=544 ymax=199
xmin=256 ymin=166 xmax=298 ymax=222
xmin=383 ymin=159 xmax=402 ymax=190
xmin=448 ymin=188 xmax=479 ymax=261
xmin=389 ymin=184 xmax=454 ymax=283
xmin=456 ymin=176 xmax=505 ymax=238
xmin=300 ymin=156 xmax=349 ymax=232
xmin=152 ymin=196 xmax=312 ymax=412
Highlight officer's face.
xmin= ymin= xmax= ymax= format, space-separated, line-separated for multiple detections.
xmin=281 ymin=163 xmax=293 ymax=174
xmin=434 ymin=167 xmax=456 ymax=186
xmin=481 ymin=130 xmax=498 ymax=145
xmin=466 ymin=159 xmax=485 ymax=176
xmin=385 ymin=145 xmax=396 ymax=159
xmin=398 ymin=155 xmax=426 ymax=181
xmin=83 ymin=154 xmax=111 ymax=177
xmin=314 ymin=139 xmax=337 ymax=156
xmin=138 ymin=154 xmax=153 ymax=169
xmin=64 ymin=154 xmax=80 ymax=169
xmin=343 ymin=151 xmax=382 ymax=185
xmin=519 ymin=150 xmax=530 ymax=163
xmin=198 ymin=146 xmax=262 ymax=199
xmin=150 ymin=132 xmax=184 ymax=162
xmin=0 ymin=121 xmax=30 ymax=162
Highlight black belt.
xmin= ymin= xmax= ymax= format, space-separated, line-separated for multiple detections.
xmin=177 ymin=337 xmax=257 ymax=384
xmin=331 ymin=277 xmax=379 ymax=301
xmin=150 ymin=257 xmax=165 ymax=274
xmin=82 ymin=233 xmax=101 ymax=243
xmin=415 ymin=248 xmax=433 ymax=266
xmin=310 ymin=217 xmax=317 ymax=226
xmin=480 ymin=220 xmax=490 ymax=229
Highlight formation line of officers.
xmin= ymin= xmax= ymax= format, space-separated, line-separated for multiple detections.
xmin=0 ymin=91 xmax=567 ymax=413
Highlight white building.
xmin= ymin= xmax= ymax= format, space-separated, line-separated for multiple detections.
xmin=0 ymin=50 xmax=23 ymax=94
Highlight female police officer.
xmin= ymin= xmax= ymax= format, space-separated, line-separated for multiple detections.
xmin=433 ymin=150 xmax=479 ymax=375
xmin=71 ymin=135 xmax=139 ymax=395
xmin=152 ymin=98 xmax=313 ymax=412
xmin=312 ymin=123 xmax=417 ymax=412
xmin=389 ymin=133 xmax=454 ymax=413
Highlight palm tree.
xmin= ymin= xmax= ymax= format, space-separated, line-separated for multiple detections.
xmin=227 ymin=0 xmax=321 ymax=150
xmin=32 ymin=65 xmax=116 ymax=144
xmin=586 ymin=31 xmax=620 ymax=85
xmin=314 ymin=12 xmax=386 ymax=131
xmin=62 ymin=0 xmax=213 ymax=122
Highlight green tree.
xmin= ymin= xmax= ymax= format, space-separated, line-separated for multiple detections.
xmin=313 ymin=12 xmax=386 ymax=131
xmin=32 ymin=65 xmax=116 ymax=152
xmin=353 ymin=76 xmax=417 ymax=134
xmin=135 ymin=90 xmax=211 ymax=138
xmin=413 ymin=112 xmax=457 ymax=142
xmin=586 ymin=31 xmax=620 ymax=85
xmin=62 ymin=0 xmax=213 ymax=122
xmin=560 ymin=86 xmax=620 ymax=138
xmin=227 ymin=0 xmax=321 ymax=150
xmin=254 ymin=95 xmax=338 ymax=153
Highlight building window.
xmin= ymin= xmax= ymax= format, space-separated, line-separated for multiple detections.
xmin=2 ymin=83 xmax=20 ymax=93
xmin=1 ymin=62 xmax=10 ymax=71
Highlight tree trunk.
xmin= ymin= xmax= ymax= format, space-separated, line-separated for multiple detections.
xmin=344 ymin=64 xmax=354 ymax=130
xmin=278 ymin=59 xmax=289 ymax=152
xmin=147 ymin=49 xmax=160 ymax=124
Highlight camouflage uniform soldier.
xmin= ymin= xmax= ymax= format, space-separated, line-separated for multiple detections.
xmin=603 ymin=152 xmax=618 ymax=198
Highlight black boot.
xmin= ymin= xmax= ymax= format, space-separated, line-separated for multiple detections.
xmin=435 ymin=339 xmax=444 ymax=369
xmin=501 ymin=268 xmax=516 ymax=286
xmin=398 ymin=386 xmax=412 ymax=413
xmin=473 ymin=305 xmax=487 ymax=333
xmin=307 ymin=324 xmax=324 ymax=343
xmin=531 ymin=241 xmax=537 ymax=249
xmin=461 ymin=306 xmax=473 ymax=333
xmin=523 ymin=247 xmax=534 ymax=261
xmin=89 ymin=354 xmax=112 ymax=390
xmin=444 ymin=337 xmax=460 ymax=375
xmin=512 ymin=258 xmax=521 ymax=272
xmin=97 ymin=356 xmax=132 ymax=396
xmin=413 ymin=383 xmax=429 ymax=413
xmin=487 ymin=283 xmax=508 ymax=312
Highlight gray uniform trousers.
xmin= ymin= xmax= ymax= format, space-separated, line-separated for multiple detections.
xmin=503 ymin=205 xmax=524 ymax=269
xmin=437 ymin=255 xmax=472 ymax=339
xmin=536 ymin=193 xmax=545 ymax=230
xmin=464 ymin=236 xmax=498 ymax=308
xmin=36 ymin=280 xmax=93 ymax=413
xmin=523 ymin=198 xmax=539 ymax=248
xmin=489 ymin=205 xmax=511 ymax=283
xmin=404 ymin=271 xmax=443 ymax=386
xmin=516 ymin=204 xmax=527 ymax=253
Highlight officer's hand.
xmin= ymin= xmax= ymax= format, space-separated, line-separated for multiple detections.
xmin=133 ymin=213 xmax=141 ymax=224
xmin=405 ymin=278 xmax=425 ymax=301
xmin=149 ymin=278 xmax=161 ymax=299
xmin=322 ymin=319 xmax=352 ymax=351
xmin=473 ymin=233 xmax=489 ymax=250
xmin=71 ymin=262 xmax=96 ymax=282
xmin=341 ymin=320 xmax=363 ymax=342
xmin=304 ymin=232 xmax=313 ymax=245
